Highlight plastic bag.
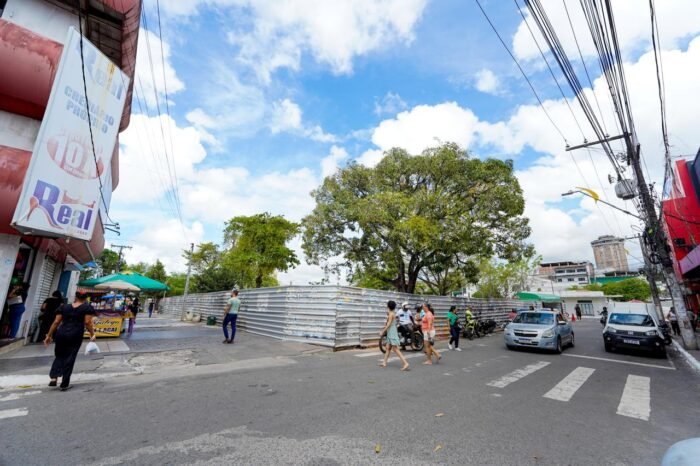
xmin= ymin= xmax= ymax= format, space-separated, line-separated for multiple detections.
xmin=85 ymin=341 xmax=100 ymax=355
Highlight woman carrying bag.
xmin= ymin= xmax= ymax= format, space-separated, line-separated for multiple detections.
xmin=44 ymin=291 xmax=96 ymax=391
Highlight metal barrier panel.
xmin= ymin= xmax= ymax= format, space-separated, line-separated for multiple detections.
xmin=158 ymin=286 xmax=528 ymax=349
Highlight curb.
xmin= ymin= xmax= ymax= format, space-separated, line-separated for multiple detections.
xmin=671 ymin=340 xmax=700 ymax=375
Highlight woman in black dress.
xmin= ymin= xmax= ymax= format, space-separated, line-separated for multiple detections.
xmin=44 ymin=291 xmax=96 ymax=391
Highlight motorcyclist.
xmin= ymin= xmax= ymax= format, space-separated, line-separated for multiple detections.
xmin=396 ymin=302 xmax=415 ymax=346
xmin=464 ymin=307 xmax=475 ymax=329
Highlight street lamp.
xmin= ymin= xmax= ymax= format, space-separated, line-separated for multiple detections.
xmin=561 ymin=188 xmax=641 ymax=220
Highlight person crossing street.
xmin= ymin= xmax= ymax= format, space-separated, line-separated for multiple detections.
xmin=447 ymin=306 xmax=461 ymax=351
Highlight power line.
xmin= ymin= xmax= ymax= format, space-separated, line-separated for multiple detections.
xmin=473 ymin=0 xmax=568 ymax=143
xmin=75 ymin=2 xmax=118 ymax=227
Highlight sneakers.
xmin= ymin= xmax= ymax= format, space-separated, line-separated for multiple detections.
xmin=448 ymin=344 xmax=454 ymax=350
xmin=455 ymin=347 xmax=462 ymax=352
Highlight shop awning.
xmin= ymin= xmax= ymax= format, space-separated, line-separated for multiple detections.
xmin=79 ymin=272 xmax=169 ymax=291
xmin=516 ymin=292 xmax=561 ymax=302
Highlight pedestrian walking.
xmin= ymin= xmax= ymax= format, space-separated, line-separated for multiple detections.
xmin=421 ymin=303 xmax=441 ymax=365
xmin=222 ymin=289 xmax=241 ymax=344
xmin=148 ymin=300 xmax=155 ymax=318
xmin=38 ymin=290 xmax=63 ymax=342
xmin=44 ymin=291 xmax=96 ymax=391
xmin=575 ymin=304 xmax=582 ymax=321
xmin=379 ymin=300 xmax=410 ymax=371
xmin=127 ymin=297 xmax=139 ymax=335
xmin=667 ymin=307 xmax=681 ymax=336
xmin=447 ymin=306 xmax=461 ymax=351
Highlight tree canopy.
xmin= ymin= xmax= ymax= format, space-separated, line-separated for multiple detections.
xmin=472 ymin=256 xmax=541 ymax=299
xmin=224 ymin=213 xmax=300 ymax=288
xmin=302 ymin=143 xmax=533 ymax=294
xmin=577 ymin=278 xmax=651 ymax=301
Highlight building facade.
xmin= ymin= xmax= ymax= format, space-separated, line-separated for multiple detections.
xmin=0 ymin=0 xmax=140 ymax=344
xmin=591 ymin=235 xmax=629 ymax=273
xmin=537 ymin=261 xmax=595 ymax=292
xmin=661 ymin=152 xmax=700 ymax=314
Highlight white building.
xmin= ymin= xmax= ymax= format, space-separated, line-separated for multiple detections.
xmin=559 ymin=290 xmax=612 ymax=316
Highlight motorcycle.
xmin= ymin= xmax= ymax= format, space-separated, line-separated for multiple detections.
xmin=477 ymin=318 xmax=497 ymax=335
xmin=657 ymin=321 xmax=673 ymax=345
xmin=379 ymin=324 xmax=424 ymax=353
xmin=462 ymin=319 xmax=481 ymax=340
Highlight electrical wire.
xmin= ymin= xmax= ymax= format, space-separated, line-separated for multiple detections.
xmin=75 ymin=2 xmax=118 ymax=226
xmin=473 ymin=0 xmax=568 ymax=143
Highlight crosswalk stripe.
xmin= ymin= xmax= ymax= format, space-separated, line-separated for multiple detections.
xmin=0 ymin=408 xmax=28 ymax=419
xmin=355 ymin=352 xmax=382 ymax=358
xmin=617 ymin=375 xmax=651 ymax=421
xmin=0 ymin=391 xmax=41 ymax=402
xmin=487 ymin=361 xmax=550 ymax=388
xmin=543 ymin=367 xmax=595 ymax=402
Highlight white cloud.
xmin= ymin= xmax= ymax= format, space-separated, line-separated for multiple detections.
xmin=374 ymin=92 xmax=408 ymax=116
xmin=356 ymin=149 xmax=384 ymax=167
xmin=269 ymin=99 xmax=303 ymax=133
xmin=117 ymin=113 xmax=207 ymax=204
xmin=474 ymin=69 xmax=500 ymax=94
xmin=320 ymin=145 xmax=349 ymax=178
xmin=135 ymin=29 xmax=185 ymax=108
xmin=204 ymin=0 xmax=429 ymax=82
xmin=122 ymin=220 xmax=206 ymax=273
xmin=371 ymin=102 xmax=481 ymax=154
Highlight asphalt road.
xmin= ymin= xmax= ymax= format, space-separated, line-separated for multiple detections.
xmin=1 ymin=319 xmax=698 ymax=465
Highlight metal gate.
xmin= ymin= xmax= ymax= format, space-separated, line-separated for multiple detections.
xmin=28 ymin=257 xmax=58 ymax=339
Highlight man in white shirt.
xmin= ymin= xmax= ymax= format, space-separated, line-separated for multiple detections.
xmin=396 ymin=302 xmax=415 ymax=347
xmin=222 ymin=289 xmax=241 ymax=344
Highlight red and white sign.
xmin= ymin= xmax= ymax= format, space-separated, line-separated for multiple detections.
xmin=12 ymin=28 xmax=128 ymax=241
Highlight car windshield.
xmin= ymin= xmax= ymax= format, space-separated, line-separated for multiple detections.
xmin=608 ymin=313 xmax=655 ymax=327
xmin=513 ymin=313 xmax=554 ymax=325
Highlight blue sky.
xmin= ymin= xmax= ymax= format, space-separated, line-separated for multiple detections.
xmin=110 ymin=0 xmax=700 ymax=283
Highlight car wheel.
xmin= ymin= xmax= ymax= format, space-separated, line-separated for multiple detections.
xmin=569 ymin=333 xmax=575 ymax=348
xmin=554 ymin=337 xmax=562 ymax=354
xmin=604 ymin=342 xmax=613 ymax=353
xmin=506 ymin=344 xmax=516 ymax=351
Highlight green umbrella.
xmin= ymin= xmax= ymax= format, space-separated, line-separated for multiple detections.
xmin=79 ymin=272 xmax=169 ymax=291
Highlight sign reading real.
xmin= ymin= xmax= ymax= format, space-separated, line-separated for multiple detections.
xmin=12 ymin=28 xmax=129 ymax=241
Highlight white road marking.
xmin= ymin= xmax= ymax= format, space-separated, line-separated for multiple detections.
xmin=487 ymin=361 xmax=551 ymax=388
xmin=0 ymin=408 xmax=28 ymax=419
xmin=355 ymin=351 xmax=382 ymax=358
xmin=543 ymin=367 xmax=595 ymax=402
xmin=617 ymin=375 xmax=651 ymax=421
xmin=563 ymin=354 xmax=674 ymax=370
xmin=0 ymin=390 xmax=41 ymax=402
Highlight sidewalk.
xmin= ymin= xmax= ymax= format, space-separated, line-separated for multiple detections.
xmin=670 ymin=331 xmax=700 ymax=376
xmin=0 ymin=317 xmax=324 ymax=389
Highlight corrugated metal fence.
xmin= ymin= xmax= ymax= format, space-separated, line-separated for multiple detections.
xmin=158 ymin=286 xmax=528 ymax=350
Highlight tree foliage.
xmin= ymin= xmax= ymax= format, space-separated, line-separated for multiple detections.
xmin=302 ymin=143 xmax=533 ymax=294
xmin=183 ymin=242 xmax=240 ymax=293
xmin=224 ymin=213 xmax=299 ymax=288
xmin=472 ymin=255 xmax=540 ymax=299
xmin=580 ymin=278 xmax=651 ymax=301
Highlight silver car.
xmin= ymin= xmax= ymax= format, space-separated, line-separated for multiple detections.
xmin=504 ymin=311 xmax=574 ymax=353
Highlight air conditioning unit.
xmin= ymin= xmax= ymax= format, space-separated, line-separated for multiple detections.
xmin=615 ymin=179 xmax=636 ymax=200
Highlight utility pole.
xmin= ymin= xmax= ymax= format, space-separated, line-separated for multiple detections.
xmin=110 ymin=244 xmax=132 ymax=273
xmin=625 ymin=234 xmax=664 ymax=322
xmin=182 ymin=243 xmax=194 ymax=317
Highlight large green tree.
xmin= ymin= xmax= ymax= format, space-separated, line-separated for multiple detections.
xmin=224 ymin=213 xmax=300 ymax=288
xmin=184 ymin=242 xmax=239 ymax=293
xmin=302 ymin=143 xmax=533 ymax=294
xmin=580 ymin=278 xmax=651 ymax=301
xmin=472 ymin=256 xmax=539 ymax=299
xmin=146 ymin=259 xmax=168 ymax=283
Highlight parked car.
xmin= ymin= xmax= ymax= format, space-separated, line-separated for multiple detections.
xmin=602 ymin=308 xmax=667 ymax=357
xmin=503 ymin=311 xmax=574 ymax=354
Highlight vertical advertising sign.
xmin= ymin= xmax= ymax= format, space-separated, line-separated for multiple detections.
xmin=12 ymin=27 xmax=129 ymax=241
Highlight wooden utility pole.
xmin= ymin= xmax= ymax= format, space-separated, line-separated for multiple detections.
xmin=110 ymin=244 xmax=132 ymax=273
